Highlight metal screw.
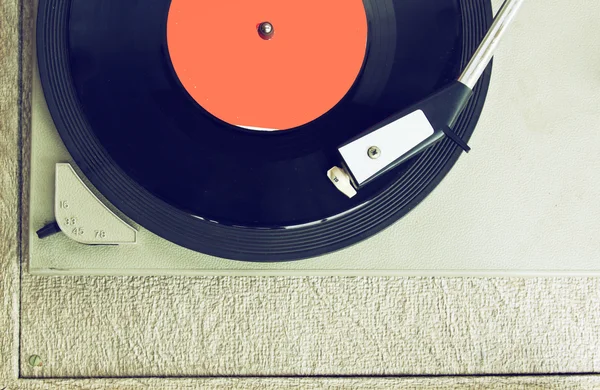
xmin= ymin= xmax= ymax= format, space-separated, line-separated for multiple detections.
xmin=28 ymin=355 xmax=43 ymax=367
xmin=258 ymin=22 xmax=274 ymax=39
xmin=368 ymin=146 xmax=381 ymax=159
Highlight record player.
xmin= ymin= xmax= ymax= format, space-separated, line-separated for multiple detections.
xmin=28 ymin=0 xmax=600 ymax=275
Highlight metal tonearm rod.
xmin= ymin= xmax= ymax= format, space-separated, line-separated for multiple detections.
xmin=328 ymin=0 xmax=526 ymax=198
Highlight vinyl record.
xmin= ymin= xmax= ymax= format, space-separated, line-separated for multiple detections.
xmin=37 ymin=0 xmax=492 ymax=261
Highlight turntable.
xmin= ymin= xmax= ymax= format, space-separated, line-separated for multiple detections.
xmin=28 ymin=0 xmax=600 ymax=275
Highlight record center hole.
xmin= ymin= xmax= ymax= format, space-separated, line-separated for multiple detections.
xmin=258 ymin=22 xmax=274 ymax=40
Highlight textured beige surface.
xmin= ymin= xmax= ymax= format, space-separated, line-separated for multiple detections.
xmin=18 ymin=277 xmax=600 ymax=377
xmin=1 ymin=0 xmax=23 ymax=383
xmin=2 ymin=0 xmax=600 ymax=388
xmin=28 ymin=0 xmax=600 ymax=276
xmin=7 ymin=377 xmax=600 ymax=389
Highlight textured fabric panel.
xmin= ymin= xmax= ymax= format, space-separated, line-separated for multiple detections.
xmin=14 ymin=376 xmax=600 ymax=389
xmin=0 ymin=0 xmax=26 ymax=382
xmin=19 ymin=277 xmax=600 ymax=377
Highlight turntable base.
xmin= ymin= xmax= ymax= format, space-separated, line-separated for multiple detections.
xmin=28 ymin=0 xmax=600 ymax=276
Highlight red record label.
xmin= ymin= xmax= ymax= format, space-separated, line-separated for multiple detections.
xmin=167 ymin=0 xmax=368 ymax=130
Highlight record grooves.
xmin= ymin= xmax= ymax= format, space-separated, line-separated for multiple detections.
xmin=37 ymin=0 xmax=492 ymax=261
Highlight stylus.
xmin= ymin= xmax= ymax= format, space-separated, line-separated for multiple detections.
xmin=328 ymin=0 xmax=526 ymax=198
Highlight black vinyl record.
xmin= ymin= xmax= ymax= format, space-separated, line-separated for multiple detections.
xmin=37 ymin=0 xmax=492 ymax=261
